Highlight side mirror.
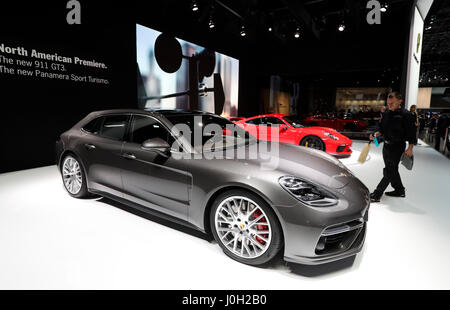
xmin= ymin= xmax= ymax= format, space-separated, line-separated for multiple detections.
xmin=279 ymin=125 xmax=288 ymax=132
xmin=142 ymin=138 xmax=171 ymax=156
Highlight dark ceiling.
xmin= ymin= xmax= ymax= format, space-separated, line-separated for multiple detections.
xmin=138 ymin=0 xmax=416 ymax=88
xmin=421 ymin=0 xmax=450 ymax=87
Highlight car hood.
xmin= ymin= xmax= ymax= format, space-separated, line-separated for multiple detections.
xmin=220 ymin=142 xmax=355 ymax=189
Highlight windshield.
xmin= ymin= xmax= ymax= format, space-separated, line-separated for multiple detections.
xmin=165 ymin=114 xmax=256 ymax=152
xmin=283 ymin=116 xmax=304 ymax=128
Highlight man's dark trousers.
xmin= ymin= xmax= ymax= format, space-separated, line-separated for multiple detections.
xmin=374 ymin=142 xmax=406 ymax=195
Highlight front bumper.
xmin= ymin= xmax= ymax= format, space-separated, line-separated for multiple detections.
xmin=323 ymin=139 xmax=353 ymax=157
xmin=284 ymin=220 xmax=367 ymax=265
xmin=275 ymin=177 xmax=370 ymax=265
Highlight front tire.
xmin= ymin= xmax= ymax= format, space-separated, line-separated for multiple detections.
xmin=300 ymin=135 xmax=325 ymax=151
xmin=61 ymin=155 xmax=89 ymax=198
xmin=210 ymin=189 xmax=283 ymax=266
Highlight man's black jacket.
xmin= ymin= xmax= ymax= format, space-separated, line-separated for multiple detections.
xmin=378 ymin=108 xmax=416 ymax=144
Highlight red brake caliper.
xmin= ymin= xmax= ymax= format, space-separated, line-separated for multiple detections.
xmin=252 ymin=209 xmax=268 ymax=244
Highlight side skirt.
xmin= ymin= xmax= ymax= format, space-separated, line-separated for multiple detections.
xmin=89 ymin=189 xmax=206 ymax=234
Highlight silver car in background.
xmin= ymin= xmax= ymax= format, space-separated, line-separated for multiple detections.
xmin=56 ymin=109 xmax=370 ymax=266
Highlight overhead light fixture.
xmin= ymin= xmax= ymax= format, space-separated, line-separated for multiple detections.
xmin=338 ymin=23 xmax=345 ymax=32
xmin=208 ymin=16 xmax=215 ymax=29
xmin=268 ymin=27 xmax=272 ymax=32
xmin=294 ymin=27 xmax=300 ymax=38
xmin=240 ymin=25 xmax=246 ymax=37
xmin=208 ymin=2 xmax=215 ymax=29
xmin=191 ymin=0 xmax=199 ymax=12
xmin=380 ymin=3 xmax=388 ymax=12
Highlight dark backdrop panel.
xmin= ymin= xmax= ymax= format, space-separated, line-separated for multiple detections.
xmin=0 ymin=1 xmax=136 ymax=173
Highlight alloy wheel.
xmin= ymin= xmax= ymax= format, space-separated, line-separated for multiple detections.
xmin=62 ymin=156 xmax=83 ymax=195
xmin=302 ymin=136 xmax=324 ymax=151
xmin=214 ymin=196 xmax=272 ymax=259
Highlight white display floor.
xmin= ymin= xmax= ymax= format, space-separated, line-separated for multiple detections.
xmin=1 ymin=140 xmax=449 ymax=289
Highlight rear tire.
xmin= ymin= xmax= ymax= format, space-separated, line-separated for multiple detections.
xmin=61 ymin=154 xmax=89 ymax=198
xmin=210 ymin=189 xmax=283 ymax=266
xmin=300 ymin=135 xmax=325 ymax=151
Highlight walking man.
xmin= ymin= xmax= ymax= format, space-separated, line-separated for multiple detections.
xmin=370 ymin=92 xmax=416 ymax=202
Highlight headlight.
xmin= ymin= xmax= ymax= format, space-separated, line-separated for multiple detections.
xmin=324 ymin=132 xmax=339 ymax=140
xmin=279 ymin=176 xmax=338 ymax=207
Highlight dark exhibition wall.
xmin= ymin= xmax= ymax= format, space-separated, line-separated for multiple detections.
xmin=1 ymin=0 xmax=441 ymax=173
xmin=0 ymin=2 xmax=137 ymax=173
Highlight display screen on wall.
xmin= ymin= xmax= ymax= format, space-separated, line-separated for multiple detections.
xmin=336 ymin=88 xmax=388 ymax=112
xmin=136 ymin=24 xmax=239 ymax=116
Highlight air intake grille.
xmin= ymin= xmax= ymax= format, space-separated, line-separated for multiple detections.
xmin=315 ymin=219 xmax=365 ymax=255
xmin=336 ymin=145 xmax=347 ymax=153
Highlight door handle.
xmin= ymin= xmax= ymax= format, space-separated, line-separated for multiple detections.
xmin=122 ymin=153 xmax=136 ymax=160
xmin=84 ymin=143 xmax=96 ymax=150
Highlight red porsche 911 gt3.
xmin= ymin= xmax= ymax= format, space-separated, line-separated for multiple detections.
xmin=235 ymin=114 xmax=352 ymax=157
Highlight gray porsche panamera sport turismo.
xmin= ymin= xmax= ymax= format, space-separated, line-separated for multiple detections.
xmin=56 ymin=109 xmax=370 ymax=266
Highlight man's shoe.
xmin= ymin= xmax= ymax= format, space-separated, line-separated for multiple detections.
xmin=370 ymin=192 xmax=381 ymax=202
xmin=385 ymin=190 xmax=405 ymax=197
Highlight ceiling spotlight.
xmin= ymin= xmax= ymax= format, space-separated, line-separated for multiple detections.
xmin=208 ymin=17 xmax=215 ymax=29
xmin=268 ymin=27 xmax=272 ymax=32
xmin=191 ymin=0 xmax=199 ymax=12
xmin=240 ymin=25 xmax=246 ymax=37
xmin=338 ymin=23 xmax=345 ymax=32
xmin=294 ymin=27 xmax=300 ymax=38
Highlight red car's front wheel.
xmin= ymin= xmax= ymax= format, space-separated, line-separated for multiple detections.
xmin=300 ymin=135 xmax=325 ymax=151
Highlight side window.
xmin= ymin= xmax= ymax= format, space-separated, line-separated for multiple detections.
xmin=261 ymin=117 xmax=285 ymax=126
xmin=99 ymin=115 xmax=128 ymax=141
xmin=128 ymin=115 xmax=175 ymax=146
xmin=82 ymin=117 xmax=102 ymax=134
xmin=245 ymin=117 xmax=262 ymax=125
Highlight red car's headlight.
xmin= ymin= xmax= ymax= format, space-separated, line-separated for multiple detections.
xmin=324 ymin=132 xmax=339 ymax=140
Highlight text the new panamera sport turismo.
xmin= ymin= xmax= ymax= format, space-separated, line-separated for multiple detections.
xmin=56 ymin=110 xmax=370 ymax=266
